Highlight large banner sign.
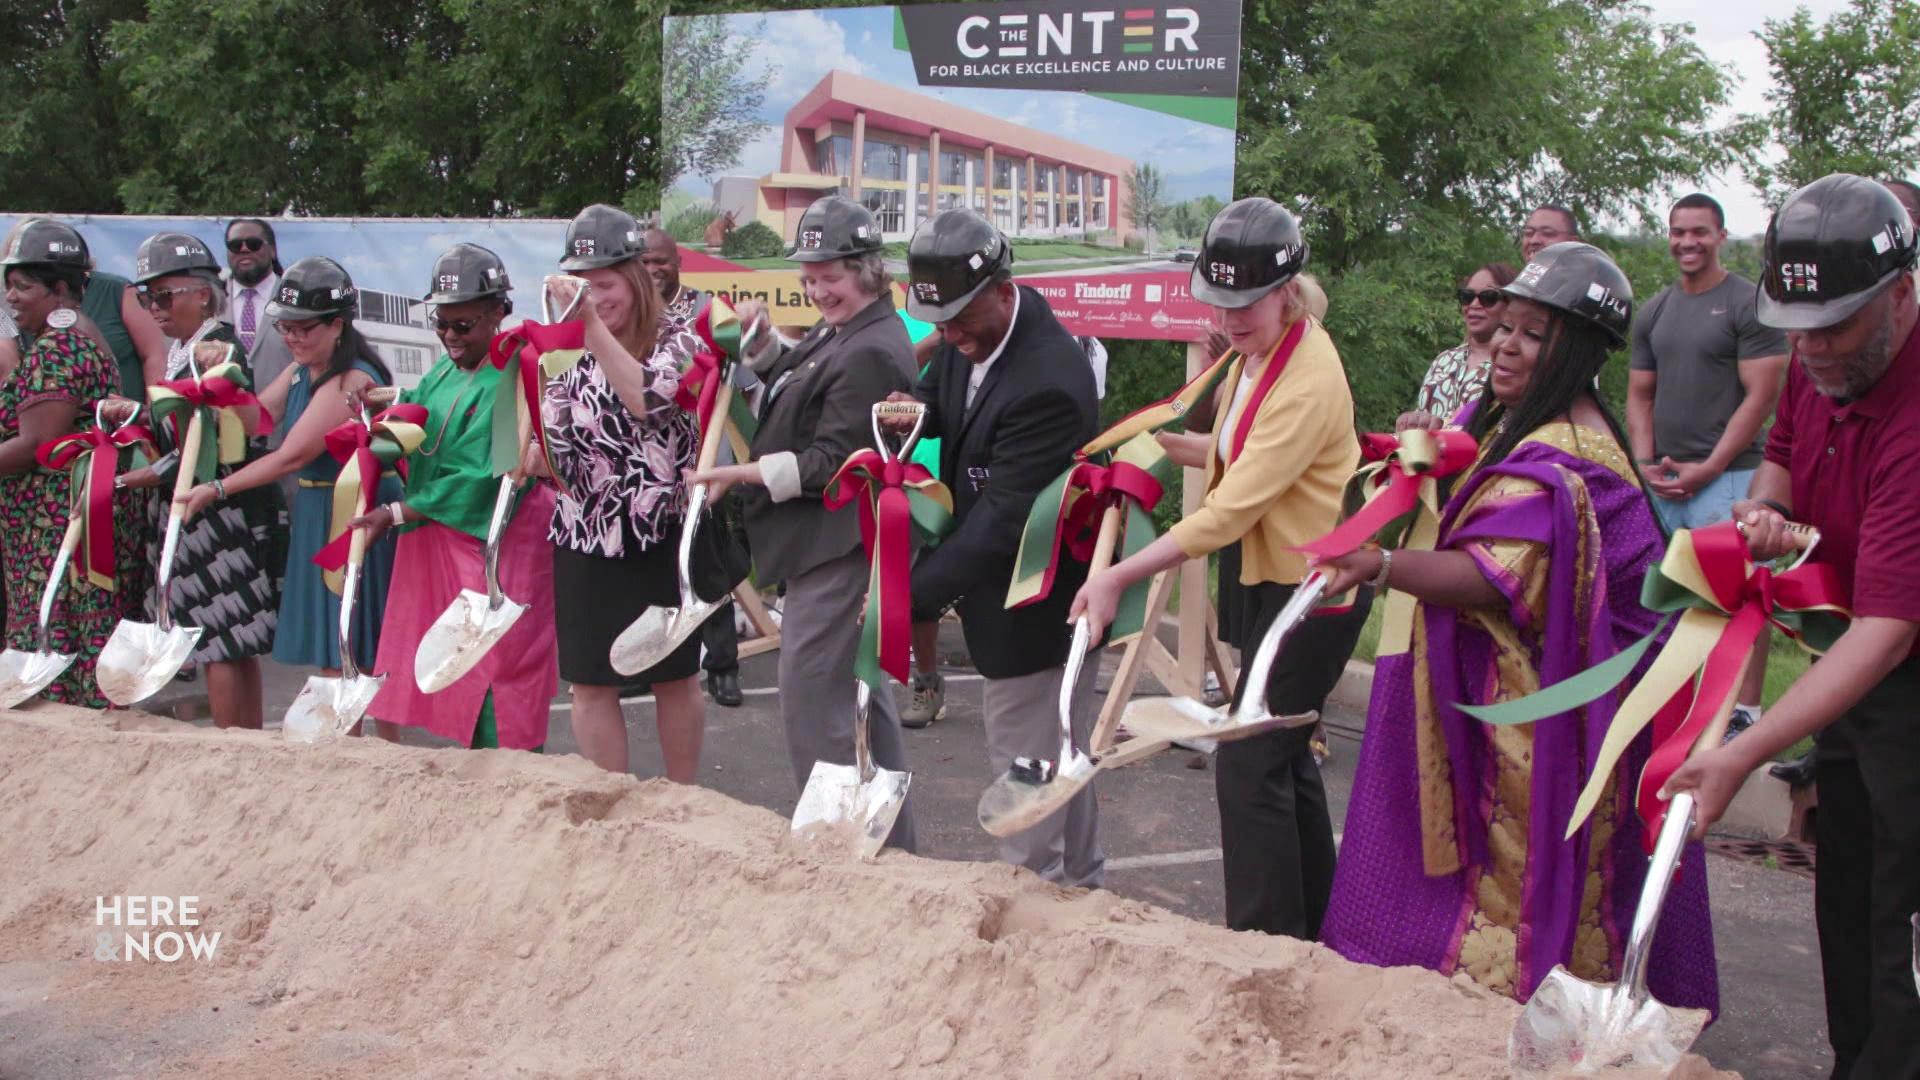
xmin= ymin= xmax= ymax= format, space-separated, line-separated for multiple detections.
xmin=898 ymin=0 xmax=1241 ymax=102
xmin=664 ymin=0 xmax=1241 ymax=341
xmin=0 ymin=213 xmax=567 ymax=389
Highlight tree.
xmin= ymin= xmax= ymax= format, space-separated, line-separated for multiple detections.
xmin=660 ymin=14 xmax=775 ymax=192
xmin=1126 ymin=162 xmax=1169 ymax=251
xmin=0 ymin=0 xmax=149 ymax=213
xmin=1745 ymin=0 xmax=1920 ymax=203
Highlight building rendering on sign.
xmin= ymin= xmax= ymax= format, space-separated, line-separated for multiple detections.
xmin=737 ymin=70 xmax=1135 ymax=246
xmin=356 ymin=287 xmax=443 ymax=389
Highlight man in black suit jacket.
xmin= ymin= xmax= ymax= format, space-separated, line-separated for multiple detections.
xmin=892 ymin=210 xmax=1103 ymax=885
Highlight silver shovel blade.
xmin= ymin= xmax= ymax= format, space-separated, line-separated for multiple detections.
xmin=0 ymin=647 xmax=77 ymax=711
xmin=96 ymin=621 xmax=204 ymax=706
xmin=415 ymin=590 xmax=529 ymax=693
xmin=283 ymin=673 xmax=386 ymax=744
xmin=1508 ymin=965 xmax=1710 ymax=1076
xmin=608 ymin=596 xmax=720 ymax=677
xmin=1120 ymin=695 xmax=1318 ymax=745
xmin=977 ymin=751 xmax=1097 ymax=838
xmin=790 ymin=761 xmax=912 ymax=863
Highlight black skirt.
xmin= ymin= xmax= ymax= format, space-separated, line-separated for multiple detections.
xmin=553 ymin=537 xmax=702 ymax=687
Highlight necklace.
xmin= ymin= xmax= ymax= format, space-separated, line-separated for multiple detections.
xmin=416 ymin=363 xmax=482 ymax=458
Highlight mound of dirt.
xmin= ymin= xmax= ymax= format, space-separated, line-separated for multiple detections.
xmin=0 ymin=707 xmax=1733 ymax=1078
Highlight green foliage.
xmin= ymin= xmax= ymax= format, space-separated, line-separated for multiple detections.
xmin=721 ymin=219 xmax=782 ymax=259
xmin=0 ymin=0 xmax=146 ymax=213
xmin=665 ymin=203 xmax=717 ymax=244
xmin=1125 ymin=162 xmax=1169 ymax=245
xmin=1745 ymin=0 xmax=1920 ymax=203
xmin=660 ymin=14 xmax=774 ymax=192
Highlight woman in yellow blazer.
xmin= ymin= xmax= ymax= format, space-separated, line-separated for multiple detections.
xmin=1073 ymin=198 xmax=1370 ymax=939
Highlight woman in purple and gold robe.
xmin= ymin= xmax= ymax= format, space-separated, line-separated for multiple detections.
xmin=1312 ymin=242 xmax=1718 ymax=1013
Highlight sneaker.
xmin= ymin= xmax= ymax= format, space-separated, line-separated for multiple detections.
xmin=900 ymin=672 xmax=945 ymax=729
xmin=1724 ymin=704 xmax=1760 ymax=745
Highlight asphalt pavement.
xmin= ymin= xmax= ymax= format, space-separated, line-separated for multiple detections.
xmin=138 ymin=624 xmax=1833 ymax=1079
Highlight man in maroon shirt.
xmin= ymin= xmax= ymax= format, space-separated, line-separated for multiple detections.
xmin=1665 ymin=173 xmax=1919 ymax=1079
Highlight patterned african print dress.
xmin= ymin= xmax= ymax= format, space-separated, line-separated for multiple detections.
xmin=0 ymin=326 xmax=151 ymax=707
xmin=142 ymin=321 xmax=286 ymax=663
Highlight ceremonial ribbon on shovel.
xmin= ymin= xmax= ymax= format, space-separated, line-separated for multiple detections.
xmin=823 ymin=446 xmax=953 ymax=688
xmin=35 ymin=413 xmax=159 ymax=591
xmin=486 ymin=320 xmax=585 ymax=488
xmin=1005 ymin=431 xmax=1174 ymax=644
xmin=312 ymin=404 xmax=428 ymax=594
xmin=1296 ymin=428 xmax=1479 ymax=651
xmin=1460 ymin=520 xmax=1847 ymax=845
xmin=673 ymin=297 xmax=761 ymax=464
xmin=146 ymin=353 xmax=273 ymax=485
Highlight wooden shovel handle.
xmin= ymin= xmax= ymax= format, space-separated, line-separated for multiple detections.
xmin=1088 ymin=504 xmax=1125 ymax=576
xmin=693 ymin=377 xmax=735 ymax=474
xmin=168 ymin=409 xmax=206 ymax=514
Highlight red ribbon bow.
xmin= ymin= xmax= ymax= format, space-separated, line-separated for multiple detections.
xmin=1296 ymin=429 xmax=1480 ymax=560
xmin=36 ymin=420 xmax=158 ymax=591
xmin=824 ymin=449 xmax=939 ymax=685
xmin=310 ymin=404 xmax=429 ymax=575
xmin=154 ymin=373 xmax=276 ymax=439
xmin=672 ymin=345 xmax=726 ymax=443
xmin=489 ymin=320 xmax=585 ymax=445
xmin=1635 ymin=522 xmax=1845 ymax=840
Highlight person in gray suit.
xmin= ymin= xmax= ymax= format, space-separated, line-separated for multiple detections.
xmin=690 ymin=196 xmax=919 ymax=852
xmin=223 ymin=219 xmax=295 ymax=421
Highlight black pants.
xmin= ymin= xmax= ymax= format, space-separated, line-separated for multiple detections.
xmin=700 ymin=600 xmax=737 ymax=674
xmin=1814 ymin=656 xmax=1920 ymax=1080
xmin=1216 ymin=580 xmax=1372 ymax=939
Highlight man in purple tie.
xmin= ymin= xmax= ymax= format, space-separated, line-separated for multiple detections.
xmin=223 ymin=218 xmax=293 ymax=399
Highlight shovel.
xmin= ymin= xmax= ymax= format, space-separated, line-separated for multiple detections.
xmin=411 ymin=279 xmax=587 ymax=692
xmin=976 ymin=502 xmax=1125 ymax=839
xmin=1119 ymin=571 xmax=1330 ymax=746
xmin=414 ymin=475 xmax=528 ymax=693
xmin=96 ymin=406 xmax=209 ymax=706
xmin=787 ymin=401 xmax=930 ymax=859
xmin=0 ymin=515 xmax=87 ymax=710
xmin=1507 ymin=791 xmax=1711 ymax=1075
xmin=608 ymin=318 xmax=767 ymax=676
xmin=790 ymin=681 xmax=912 ymax=861
xmin=285 ymin=415 xmax=387 ymax=743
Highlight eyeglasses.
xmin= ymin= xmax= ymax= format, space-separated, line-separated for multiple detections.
xmin=1456 ymin=288 xmax=1505 ymax=308
xmin=274 ymin=317 xmax=331 ymax=338
xmin=138 ymin=286 xmax=203 ymax=308
xmin=434 ymin=317 xmax=482 ymax=335
xmin=226 ymin=237 xmax=267 ymax=254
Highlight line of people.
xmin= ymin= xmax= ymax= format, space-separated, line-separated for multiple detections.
xmin=5 ymin=176 xmax=1916 ymax=1077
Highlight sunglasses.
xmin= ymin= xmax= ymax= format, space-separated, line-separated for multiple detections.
xmin=226 ymin=237 xmax=268 ymax=254
xmin=138 ymin=286 xmax=203 ymax=308
xmin=274 ymin=317 xmax=333 ymax=338
xmin=1456 ymin=288 xmax=1505 ymax=308
xmin=434 ymin=317 xmax=483 ymax=335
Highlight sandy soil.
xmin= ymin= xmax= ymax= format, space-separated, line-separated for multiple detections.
xmin=0 ymin=707 xmax=1734 ymax=1078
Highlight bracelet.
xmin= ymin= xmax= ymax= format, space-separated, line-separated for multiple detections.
xmin=389 ymin=501 xmax=406 ymax=525
xmin=1757 ymin=498 xmax=1790 ymax=519
xmin=1370 ymin=549 xmax=1394 ymax=590
xmin=211 ymin=478 xmax=227 ymax=501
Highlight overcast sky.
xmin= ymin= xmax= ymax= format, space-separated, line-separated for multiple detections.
xmin=1645 ymin=0 xmax=1852 ymax=236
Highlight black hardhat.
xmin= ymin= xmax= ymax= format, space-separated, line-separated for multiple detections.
xmin=1 ymin=218 xmax=89 ymax=271
xmin=1190 ymin=198 xmax=1309 ymax=309
xmin=133 ymin=232 xmax=220 ymax=285
xmin=425 ymin=242 xmax=512 ymax=304
xmin=560 ymin=204 xmax=644 ymax=271
xmin=787 ymin=195 xmax=883 ymax=263
xmin=1503 ymin=241 xmax=1633 ymax=347
xmin=905 ymin=209 xmax=1012 ymax=322
xmin=1759 ymin=173 xmax=1918 ymax=331
xmin=265 ymin=256 xmax=358 ymax=320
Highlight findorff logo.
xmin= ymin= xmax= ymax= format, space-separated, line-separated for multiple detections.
xmin=955 ymin=8 xmax=1201 ymax=60
xmin=1074 ymin=281 xmax=1132 ymax=301
xmin=94 ymin=896 xmax=221 ymax=963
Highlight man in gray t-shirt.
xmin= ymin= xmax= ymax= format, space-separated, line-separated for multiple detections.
xmin=1627 ymin=194 xmax=1788 ymax=533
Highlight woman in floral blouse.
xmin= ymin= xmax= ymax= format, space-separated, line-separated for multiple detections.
xmin=542 ymin=205 xmax=707 ymax=782
xmin=1408 ymin=262 xmax=1515 ymax=426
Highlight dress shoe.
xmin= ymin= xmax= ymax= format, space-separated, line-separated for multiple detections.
xmin=706 ymin=669 xmax=743 ymax=707
xmin=1769 ymin=751 xmax=1815 ymax=787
